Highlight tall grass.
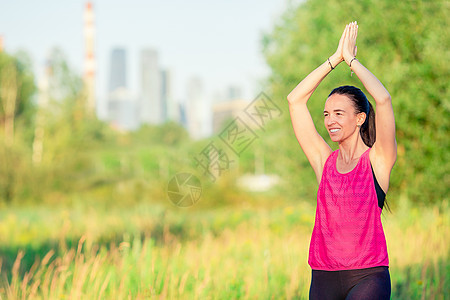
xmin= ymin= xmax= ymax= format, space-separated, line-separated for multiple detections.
xmin=0 ymin=196 xmax=448 ymax=299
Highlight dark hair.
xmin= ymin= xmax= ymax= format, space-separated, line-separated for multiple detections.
xmin=328 ymin=85 xmax=376 ymax=147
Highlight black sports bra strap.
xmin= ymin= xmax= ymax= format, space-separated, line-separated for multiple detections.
xmin=370 ymin=163 xmax=386 ymax=209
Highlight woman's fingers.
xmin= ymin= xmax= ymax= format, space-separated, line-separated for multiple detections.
xmin=348 ymin=21 xmax=357 ymax=45
xmin=338 ymin=25 xmax=347 ymax=48
xmin=351 ymin=22 xmax=356 ymax=39
xmin=342 ymin=25 xmax=348 ymax=41
xmin=335 ymin=24 xmax=349 ymax=60
xmin=340 ymin=25 xmax=348 ymax=39
xmin=353 ymin=22 xmax=358 ymax=56
xmin=342 ymin=21 xmax=358 ymax=63
xmin=344 ymin=24 xmax=350 ymax=43
xmin=341 ymin=25 xmax=348 ymax=44
xmin=348 ymin=21 xmax=355 ymax=35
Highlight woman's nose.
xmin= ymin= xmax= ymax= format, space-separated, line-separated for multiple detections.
xmin=327 ymin=116 xmax=336 ymax=125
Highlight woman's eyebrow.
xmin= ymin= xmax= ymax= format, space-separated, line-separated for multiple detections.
xmin=323 ymin=109 xmax=346 ymax=113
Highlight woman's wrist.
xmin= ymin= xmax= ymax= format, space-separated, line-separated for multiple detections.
xmin=328 ymin=54 xmax=343 ymax=70
xmin=330 ymin=54 xmax=344 ymax=66
xmin=344 ymin=55 xmax=356 ymax=66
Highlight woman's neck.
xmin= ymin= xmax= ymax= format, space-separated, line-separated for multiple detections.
xmin=338 ymin=136 xmax=369 ymax=163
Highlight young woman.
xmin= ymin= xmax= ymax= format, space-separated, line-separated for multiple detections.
xmin=287 ymin=22 xmax=396 ymax=299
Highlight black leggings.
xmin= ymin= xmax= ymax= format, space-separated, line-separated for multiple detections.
xmin=309 ymin=266 xmax=391 ymax=300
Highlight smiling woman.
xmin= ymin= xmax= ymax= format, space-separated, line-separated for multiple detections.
xmin=286 ymin=21 xmax=397 ymax=300
xmin=326 ymin=85 xmax=377 ymax=148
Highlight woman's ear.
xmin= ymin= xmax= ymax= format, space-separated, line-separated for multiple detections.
xmin=357 ymin=112 xmax=366 ymax=127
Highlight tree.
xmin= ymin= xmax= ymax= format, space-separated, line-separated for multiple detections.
xmin=261 ymin=0 xmax=449 ymax=206
xmin=0 ymin=51 xmax=35 ymax=145
xmin=0 ymin=50 xmax=35 ymax=202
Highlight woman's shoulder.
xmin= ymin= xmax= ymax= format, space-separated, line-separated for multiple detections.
xmin=324 ymin=149 xmax=339 ymax=166
xmin=328 ymin=149 xmax=339 ymax=158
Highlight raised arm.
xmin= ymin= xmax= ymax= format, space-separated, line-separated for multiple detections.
xmin=343 ymin=22 xmax=397 ymax=188
xmin=287 ymin=25 xmax=348 ymax=183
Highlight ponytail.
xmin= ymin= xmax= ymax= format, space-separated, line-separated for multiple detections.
xmin=361 ymin=101 xmax=376 ymax=147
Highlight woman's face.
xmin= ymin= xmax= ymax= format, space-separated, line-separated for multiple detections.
xmin=323 ymin=94 xmax=365 ymax=143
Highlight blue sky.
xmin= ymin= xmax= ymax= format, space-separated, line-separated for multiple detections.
xmin=0 ymin=0 xmax=288 ymax=117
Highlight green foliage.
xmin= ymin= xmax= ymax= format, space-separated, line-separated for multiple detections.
xmin=1 ymin=1 xmax=448 ymax=209
xmin=261 ymin=0 xmax=449 ymax=205
xmin=0 ymin=51 xmax=36 ymax=203
xmin=131 ymin=121 xmax=190 ymax=146
xmin=46 ymin=48 xmax=84 ymax=104
xmin=0 ymin=50 xmax=36 ymax=121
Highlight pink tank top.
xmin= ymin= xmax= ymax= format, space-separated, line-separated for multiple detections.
xmin=308 ymin=148 xmax=389 ymax=271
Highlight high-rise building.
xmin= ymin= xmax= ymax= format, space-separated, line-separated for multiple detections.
xmin=108 ymin=87 xmax=139 ymax=131
xmin=109 ymin=48 xmax=126 ymax=93
xmin=160 ymin=69 xmax=169 ymax=122
xmin=107 ymin=48 xmax=138 ymax=130
xmin=161 ymin=68 xmax=179 ymax=123
xmin=178 ymin=102 xmax=187 ymax=128
xmin=186 ymin=76 xmax=212 ymax=139
xmin=140 ymin=48 xmax=162 ymax=124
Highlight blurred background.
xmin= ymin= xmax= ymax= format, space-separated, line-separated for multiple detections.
xmin=0 ymin=0 xmax=448 ymax=299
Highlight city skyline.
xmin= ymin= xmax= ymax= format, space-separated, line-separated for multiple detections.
xmin=106 ymin=46 xmax=214 ymax=139
xmin=0 ymin=0 xmax=287 ymax=119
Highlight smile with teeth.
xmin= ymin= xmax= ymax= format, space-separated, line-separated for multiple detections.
xmin=330 ymin=129 xmax=340 ymax=133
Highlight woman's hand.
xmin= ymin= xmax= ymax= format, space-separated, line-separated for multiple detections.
xmin=343 ymin=21 xmax=358 ymax=65
xmin=329 ymin=24 xmax=348 ymax=65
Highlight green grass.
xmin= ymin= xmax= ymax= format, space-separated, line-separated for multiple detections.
xmin=0 ymin=196 xmax=448 ymax=299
